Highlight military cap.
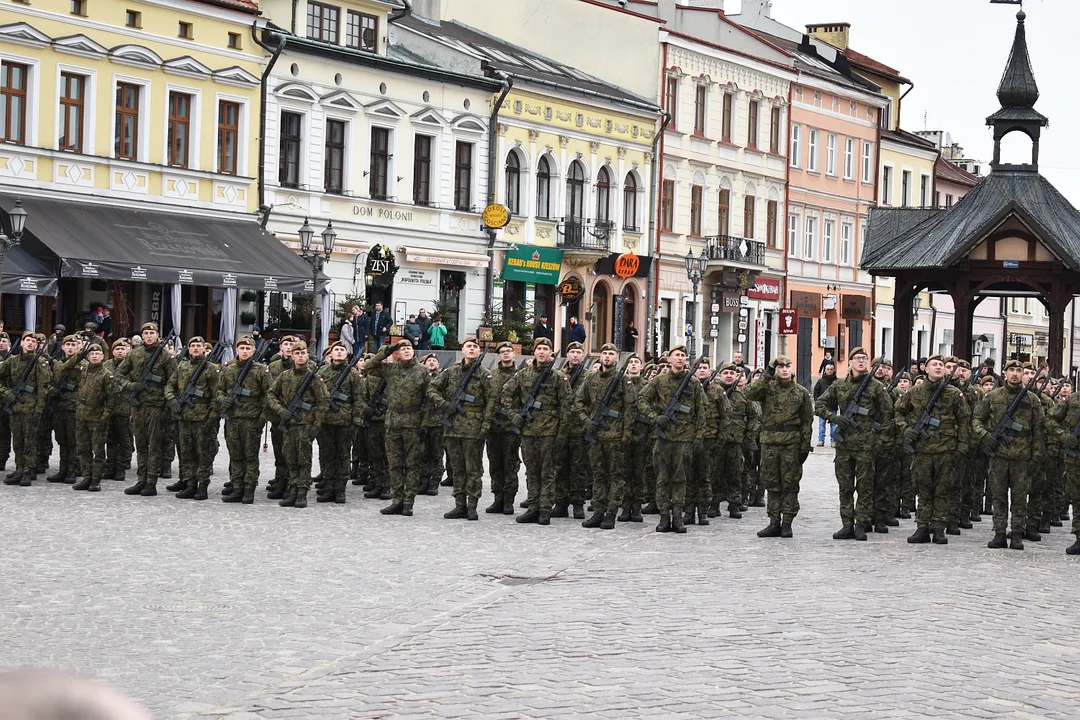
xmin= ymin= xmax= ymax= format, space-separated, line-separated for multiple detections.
xmin=461 ymin=336 xmax=479 ymax=347
xmin=421 ymin=353 xmax=439 ymax=363
xmin=958 ymin=359 xmax=971 ymax=369
xmin=140 ymin=322 xmax=158 ymax=332
xmin=983 ymin=357 xmax=996 ymax=367
xmin=668 ymin=344 xmax=687 ymax=356
xmin=188 ymin=336 xmax=205 ymax=346
xmin=280 ymin=335 xmax=298 ymax=344
xmin=882 ymin=358 xmax=893 ymax=368
xmin=35 ymin=333 xmax=46 ymax=343
xmin=86 ymin=344 xmax=104 ymax=354
xmin=697 ymin=356 xmax=711 ymax=366
xmin=1003 ymin=359 xmax=1022 ymax=371
xmin=328 ymin=340 xmax=348 ymax=352
xmin=566 ymin=341 xmax=584 ymax=352
xmin=628 ymin=353 xmax=641 ymax=362
xmin=292 ymin=340 xmax=309 ymax=351
xmin=871 ymin=356 xmax=886 ymax=366
xmin=720 ymin=361 xmax=738 ymax=372
xmin=925 ymin=353 xmax=944 ymax=364
xmin=942 ymin=355 xmax=958 ymax=365
xmin=112 ymin=338 xmax=131 ymax=349
xmin=848 ymin=347 xmax=868 ymax=359
xmin=236 ymin=335 xmax=255 ymax=348
xmin=599 ymin=343 xmax=618 ymax=353
xmin=63 ymin=334 xmax=78 ymax=343
xmin=657 ymin=354 xmax=670 ymax=364
xmin=1021 ymin=361 xmax=1036 ymax=371
xmin=395 ymin=338 xmax=414 ymax=349
xmin=494 ymin=341 xmax=514 ymax=352
xmin=773 ymin=355 xmax=792 ymax=365
xmin=83 ymin=322 xmax=97 ymax=332
xmin=532 ymin=337 xmax=552 ymax=350
xmin=0 ymin=331 xmax=8 ymax=339
xmin=895 ymin=371 xmax=912 ymax=382
xmin=53 ymin=324 xmax=66 ymax=333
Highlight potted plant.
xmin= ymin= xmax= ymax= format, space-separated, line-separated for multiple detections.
xmin=239 ymin=311 xmax=257 ymax=326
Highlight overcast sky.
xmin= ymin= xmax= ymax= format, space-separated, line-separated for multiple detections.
xmin=728 ymin=0 xmax=1077 ymax=201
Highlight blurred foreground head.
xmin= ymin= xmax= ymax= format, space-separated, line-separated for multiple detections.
xmin=0 ymin=669 xmax=152 ymax=720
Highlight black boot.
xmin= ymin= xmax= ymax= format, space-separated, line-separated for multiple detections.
xmin=728 ymin=505 xmax=743 ymax=519
xmin=72 ymin=477 xmax=92 ymax=491
xmin=194 ymin=486 xmax=208 ymax=501
xmin=293 ymin=489 xmax=308 ymax=509
xmin=550 ymin=504 xmax=569 ymax=518
xmin=932 ymin=526 xmax=948 ymax=544
xmin=642 ymin=502 xmax=660 ymax=515
xmin=853 ymin=524 xmax=868 ymax=541
xmin=502 ymin=499 xmax=516 ymax=515
xmin=444 ymin=504 xmax=468 ymax=519
xmin=114 ymin=468 xmax=126 ymax=482
xmin=697 ymin=509 xmax=709 ymax=526
xmin=3 ymin=472 xmax=22 ymax=485
xmin=959 ymin=511 xmax=973 ymax=530
xmin=833 ymin=524 xmax=855 ymax=540
xmin=600 ymin=512 xmax=616 ymax=530
xmin=102 ymin=467 xmax=116 ymax=480
xmin=278 ymin=491 xmax=297 ymax=507
xmin=440 ymin=477 xmax=452 ymax=487
xmin=1066 ymin=536 xmax=1080 ymax=555
xmin=617 ymin=507 xmax=632 ymax=523
xmin=466 ymin=506 xmax=478 ymax=521
xmin=401 ymin=501 xmax=414 ymax=516
xmin=683 ymin=509 xmax=695 ymax=526
xmin=907 ymin=526 xmax=931 ymax=544
xmin=516 ymin=508 xmax=540 ymax=524
xmin=630 ymin=506 xmax=643 ymax=523
xmin=362 ymin=486 xmax=383 ymax=499
xmin=485 ymin=497 xmax=503 ymax=514
xmin=987 ymin=532 xmax=1008 ymax=549
xmin=380 ymin=501 xmax=404 ymax=515
xmin=140 ymin=480 xmax=157 ymax=496
xmin=334 ymin=489 xmax=346 ymax=504
xmin=159 ymin=465 xmax=173 ymax=479
xmin=242 ymin=488 xmax=255 ymax=504
xmin=969 ymin=509 xmax=982 ymax=523
xmin=757 ymin=519 xmax=781 ymax=538
xmin=884 ymin=516 xmax=899 ymax=527
xmin=124 ymin=480 xmax=147 ymax=495
xmin=946 ymin=521 xmax=961 ymax=536
xmin=899 ymin=507 xmax=912 ymax=520
xmin=1024 ymin=526 xmax=1042 ymax=542
xmin=1038 ymin=519 xmax=1051 ymax=534
xmin=519 ymin=500 xmax=529 ymax=508
xmin=537 ymin=510 xmax=551 ymax=525
xmin=88 ymin=479 xmax=100 ymax=492
xmin=874 ymin=521 xmax=890 ymax=534
xmin=267 ymin=485 xmax=286 ymax=500
xmin=656 ymin=514 xmax=671 ymax=533
xmin=165 ymin=479 xmax=186 ymax=492
xmin=222 ymin=487 xmax=244 ymax=503
xmin=706 ymin=504 xmax=719 ymax=518
xmin=378 ymin=487 xmax=392 ymax=500
xmin=1049 ymin=515 xmax=1063 ymax=528
xmin=582 ymin=512 xmax=604 ymax=528
xmin=316 ymin=487 xmax=335 ymax=503
xmin=47 ymin=469 xmax=71 ymax=484
xmin=671 ymin=514 xmax=687 ymax=534
xmin=780 ymin=522 xmax=793 ymax=539
xmin=176 ymin=485 xmax=197 ymax=499
xmin=19 ymin=473 xmax=33 ymax=487
xmin=1010 ymin=530 xmax=1025 ymax=550
xmin=425 ymin=482 xmax=439 ymax=496
xmin=573 ymin=504 xmax=585 ymax=520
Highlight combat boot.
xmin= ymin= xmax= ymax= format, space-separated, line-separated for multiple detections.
xmin=945 ymin=521 xmax=960 ymax=536
xmin=140 ymin=481 xmax=157 ymax=497
xmin=642 ymin=501 xmax=660 ymax=515
xmin=222 ymin=487 xmax=244 ymax=503
xmin=884 ymin=516 xmax=899 ymax=527
xmin=314 ymin=473 xmax=325 ymax=489
xmin=124 ymin=480 xmax=147 ymax=495
xmin=757 ymin=519 xmax=781 ymax=538
xmin=380 ymin=501 xmax=403 ymax=515
xmin=780 ymin=523 xmax=793 ymax=538
xmin=378 ymin=487 xmax=392 ymax=500
xmin=292 ymin=489 xmax=308 ymax=508
xmin=600 ymin=512 xmax=616 ymax=530
xmin=47 ymin=468 xmax=71 ymax=484
xmin=278 ymin=491 xmax=297 ymax=507
xmin=987 ymin=532 xmax=1008 ymax=549
xmin=969 ymin=509 xmax=982 ymax=523
xmin=362 ymin=486 xmax=382 ymax=499
xmin=401 ymin=502 xmax=414 ymax=516
xmin=617 ymin=507 xmax=632 ymax=523
xmin=267 ymin=485 xmax=286 ymax=500
xmin=630 ymin=506 xmax=643 ymax=523
xmin=485 ymin=498 xmax=504 ymax=514
xmin=440 ymin=477 xmax=452 ymax=486
xmin=537 ymin=509 xmax=551 ymax=525
xmin=466 ymin=506 xmax=478 ymax=521
xmin=176 ymin=485 xmax=197 ymax=499
xmin=444 ymin=504 xmax=468 ymax=519
xmin=221 ymin=482 xmax=234 ymax=495
xmin=425 ymin=483 xmax=439 ymax=496
xmin=751 ymin=495 xmax=765 ymax=508
xmin=907 ymin=526 xmax=931 ymax=543
xmin=3 ymin=472 xmax=22 ymax=485
xmin=550 ymin=503 xmax=569 ymax=518
xmin=931 ymin=526 xmax=948 ymax=544
xmin=1049 ymin=515 xmax=1063 ymax=528
xmin=853 ymin=524 xmax=868 ymax=541
xmin=959 ymin=511 xmax=973 ymax=530
xmin=113 ymin=468 xmax=126 ymax=482
xmin=72 ymin=477 xmax=92 ymax=491
xmin=697 ymin=510 xmax=709 ymax=526
xmin=316 ymin=487 xmax=335 ymax=503
xmin=728 ymin=506 xmax=743 ymax=519
xmin=502 ymin=499 xmax=515 ymax=515
xmin=102 ymin=467 xmax=116 ymax=480
xmin=582 ymin=512 xmax=603 ymax=528
xmin=655 ymin=514 xmax=671 ymax=533
xmin=242 ymin=488 xmax=255 ymax=504
xmin=833 ymin=524 xmax=856 ymax=540
xmin=683 ymin=509 xmax=696 ymax=526
xmin=88 ymin=479 xmax=101 ymax=492
xmin=165 ymin=479 xmax=186 ymax=492
xmin=573 ymin=504 xmax=585 ymax=520
xmin=520 ymin=500 xmax=529 ymax=508
xmin=334 ymin=488 xmax=346 ymax=504
xmin=1024 ymin=526 xmax=1042 ymax=542
xmin=516 ymin=508 xmax=540 ymax=524
xmin=898 ymin=507 xmax=912 ymax=520
xmin=707 ymin=504 xmax=719 ymax=518
xmin=1038 ymin=519 xmax=1051 ymax=534
xmin=671 ymin=514 xmax=687 ymax=534
xmin=1009 ymin=530 xmax=1025 ymax=550
xmin=1066 ymin=536 xmax=1080 ymax=555
xmin=19 ymin=473 xmax=33 ymax=487
xmin=193 ymin=486 xmax=208 ymax=501
xmin=159 ymin=465 xmax=173 ymax=479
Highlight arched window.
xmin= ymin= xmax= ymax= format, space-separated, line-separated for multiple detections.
xmin=623 ymin=173 xmax=638 ymax=231
xmin=596 ymin=167 xmax=611 ymax=224
xmin=505 ymin=152 xmax=521 ymax=215
xmin=536 ymin=156 xmax=551 ymax=219
xmin=591 ymin=281 xmax=610 ymax=351
xmin=566 ymin=160 xmax=586 ymax=221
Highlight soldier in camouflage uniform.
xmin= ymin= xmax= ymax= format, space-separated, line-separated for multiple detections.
xmin=315 ymin=342 xmax=363 ymax=504
xmin=637 ymin=345 xmax=707 ymax=534
xmin=218 ymin=336 xmax=271 ymax=504
xmin=815 ymin=347 xmax=892 ymax=540
xmin=0 ymin=333 xmax=53 ymax=486
xmin=265 ymin=335 xmax=295 ymax=499
xmin=267 ymin=340 xmax=328 ymax=509
xmin=418 ymin=353 xmax=445 ymax=496
xmin=973 ymin=359 xmax=1044 ymax=550
xmin=359 ymin=365 xmax=390 ymax=500
xmin=35 ymin=325 xmax=66 ymax=475
xmin=429 ymin=337 xmax=496 ymax=520
xmin=365 ymin=340 xmax=429 ymax=516
xmin=618 ymin=355 xmax=648 ymax=523
xmin=554 ymin=341 xmax=592 ymax=519
xmin=103 ymin=339 xmax=133 ymax=481
xmin=46 ymin=335 xmax=86 ymax=484
xmin=944 ymin=358 xmax=980 ymax=534
xmin=0 ymin=332 xmax=11 ymax=470
xmin=1049 ymin=383 xmax=1080 ymax=554
xmin=711 ymin=362 xmax=748 ymax=520
xmin=575 ymin=343 xmax=636 ymax=529
xmin=73 ymin=344 xmax=116 ymax=492
xmin=741 ymin=373 xmax=763 ymax=509
xmin=1029 ymin=369 xmax=1059 ymax=537
xmin=485 ymin=342 xmax=521 ymax=515
xmin=895 ymin=354 xmax=970 ymax=545
xmin=501 ymin=337 xmax=571 ymax=525
xmin=683 ymin=359 xmax=716 ymax=526
xmin=1049 ymin=381 xmax=1072 ymax=528
xmin=870 ymin=360 xmax=901 ymax=527
xmin=745 ymin=355 xmax=813 ymax=539
xmin=890 ymin=371 xmax=916 ymax=517
xmin=165 ymin=336 xmax=220 ymax=501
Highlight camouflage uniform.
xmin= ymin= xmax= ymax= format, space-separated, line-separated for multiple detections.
xmin=266 ymin=354 xmax=292 ymax=487
xmin=714 ymin=383 xmax=749 ymax=515
xmin=103 ymin=355 xmax=134 ymax=479
xmin=1049 ymin=393 xmax=1080 ymax=547
xmin=742 ymin=397 xmax=762 ymax=505
xmin=48 ymin=349 xmax=83 ymax=480
xmin=364 ymin=348 xmax=430 ymax=508
xmin=74 ymin=360 xmax=117 ymax=489
xmin=575 ymin=363 xmax=636 ymax=521
xmin=486 ymin=361 xmax=522 ymax=513
xmin=1029 ymin=391 xmax=1058 ymax=532
xmin=621 ymin=375 xmax=651 ymax=517
xmin=419 ymin=374 xmax=445 ymax=495
xmin=0 ymin=351 xmax=53 ymax=484
xmin=359 ymin=375 xmax=389 ymax=497
xmin=891 ymin=384 xmax=916 ymax=514
xmin=115 ymin=340 xmax=177 ymax=493
xmin=555 ymin=361 xmax=592 ymax=514
xmin=217 ymin=355 xmax=271 ymax=494
xmin=267 ymin=363 xmax=329 ymax=500
xmin=316 ymin=359 xmax=364 ymax=500
xmin=428 ymin=356 xmax=496 ymax=512
xmin=165 ymin=354 xmax=220 ymax=496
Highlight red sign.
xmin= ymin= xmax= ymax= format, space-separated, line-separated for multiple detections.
xmin=747 ymin=278 xmax=781 ymax=301
xmin=779 ymin=308 xmax=798 ymax=335
xmin=614 ymin=253 xmax=640 ymax=278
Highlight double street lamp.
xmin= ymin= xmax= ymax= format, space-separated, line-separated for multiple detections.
xmin=684 ymin=246 xmax=709 ymax=357
xmin=297 ymin=217 xmax=336 ymax=353
xmin=0 ymin=199 xmax=28 ymax=315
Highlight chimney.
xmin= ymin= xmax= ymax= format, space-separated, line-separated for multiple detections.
xmin=411 ymin=0 xmax=443 ymax=23
xmin=806 ymin=22 xmax=851 ymax=50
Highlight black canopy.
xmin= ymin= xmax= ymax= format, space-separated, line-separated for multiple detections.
xmin=0 ymin=215 xmax=58 ymax=296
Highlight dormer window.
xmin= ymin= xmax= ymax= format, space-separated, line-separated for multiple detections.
xmin=346 ymin=11 xmax=378 ymax=52
xmin=307 ymin=1 xmax=340 ymax=43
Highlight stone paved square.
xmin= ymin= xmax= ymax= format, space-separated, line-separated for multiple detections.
xmin=2 ymin=442 xmax=1078 ymax=718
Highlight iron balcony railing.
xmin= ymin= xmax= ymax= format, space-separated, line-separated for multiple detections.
xmin=556 ymin=218 xmax=615 ymax=251
xmin=704 ymin=234 xmax=766 ymax=267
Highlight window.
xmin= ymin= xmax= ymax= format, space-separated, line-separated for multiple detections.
xmin=881 ymin=166 xmax=893 ymax=205
xmin=114 ymin=82 xmax=140 ymax=160
xmin=844 ymin=137 xmax=854 ymax=179
xmin=505 ymin=152 xmax=521 ymax=215
xmin=946 ymin=194 xmax=954 ymax=207
xmin=826 ymin=133 xmax=836 ymax=175
xmin=661 ymin=179 xmax=674 ymax=232
xmin=790 ymin=124 xmax=800 ymax=167
xmin=369 ymin=126 xmax=390 ymax=199
xmin=413 ymin=135 xmax=432 ymax=205
xmin=178 ymin=21 xmax=193 ymax=39
xmin=278 ymin=111 xmax=301 ymax=187
xmin=721 ymin=94 xmax=732 ymax=143
xmin=769 ymin=106 xmax=781 ymax=154
xmin=862 ymin=141 xmax=872 ymax=182
xmin=227 ymin=32 xmax=241 ymax=49
xmin=217 ymin=101 xmax=239 ymax=175
xmin=622 ymin=173 xmax=638 ymax=231
xmin=167 ymin=92 xmax=191 ymax=168
xmin=901 ymin=170 xmax=912 ymax=207
xmin=565 ymin=161 xmax=585 ymax=221
xmin=125 ymin=9 xmax=141 ymax=27
xmin=596 ymin=167 xmax=611 ymax=224
xmin=920 ymin=175 xmax=930 ymax=207
xmin=743 ymin=195 xmax=755 ymax=239
xmin=766 ymin=200 xmax=778 ymax=248
xmin=0 ymin=62 xmax=28 ymax=146
xmin=747 ymin=100 xmax=759 ymax=148
xmin=70 ymin=0 xmax=86 ymax=15
xmin=689 ymin=184 xmax=703 ymax=236
xmin=935 ymin=190 xmax=941 ymax=206
xmin=804 ymin=216 xmax=817 ymax=259
xmin=693 ymin=85 xmax=706 ymax=135
xmin=536 ymin=156 xmax=551 ymax=218
xmin=324 ymin=119 xmax=346 ymax=193
xmin=59 ymin=72 xmax=85 ymax=153
xmin=718 ymin=188 xmax=730 ymax=236
xmin=807 ymin=129 xmax=818 ymax=172
xmin=346 ymin=11 xmax=378 ymax=51
xmin=454 ymin=141 xmax=473 ymax=210
xmin=823 ymin=219 xmax=835 ymax=263
xmin=787 ymin=214 xmax=799 ymax=257
xmin=665 ymin=76 xmax=678 ymax=127
xmin=841 ymin=222 xmax=853 ymax=265
xmin=307 ymin=1 xmax=339 ymax=43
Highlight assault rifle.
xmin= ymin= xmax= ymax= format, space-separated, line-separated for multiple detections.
xmin=655 ymin=354 xmax=706 ymax=440
xmin=512 ymin=361 xmax=555 ymax=435
xmin=442 ymin=356 xmax=483 ymax=428
xmin=584 ymin=356 xmax=632 ymax=445
xmin=46 ymin=344 xmax=93 ymax=411
xmin=219 ymin=339 xmax=269 ymax=419
xmin=833 ymin=359 xmax=884 ymax=444
xmin=904 ymin=364 xmax=959 ymax=455
xmin=276 ymin=359 xmax=323 ymax=433
xmin=982 ymin=368 xmax=1044 ymax=457
xmin=566 ymin=360 xmax=587 ymax=389
xmin=360 ymin=378 xmax=388 ymax=428
xmin=174 ymin=343 xmax=228 ymax=418
xmin=700 ymin=365 xmax=722 ymax=392
xmin=127 ymin=330 xmax=177 ymax=404
xmin=2 ymin=343 xmax=46 ymax=415
xmin=326 ymin=350 xmax=365 ymax=412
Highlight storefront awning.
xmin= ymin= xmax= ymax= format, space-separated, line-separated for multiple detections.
xmin=402 ymin=246 xmax=490 ymax=268
xmin=0 ymin=193 xmax=325 ymax=293
xmin=0 ymin=222 xmax=58 ymax=297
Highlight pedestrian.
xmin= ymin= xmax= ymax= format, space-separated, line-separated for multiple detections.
xmin=416 ymin=308 xmax=432 ymax=351
xmin=404 ymin=314 xmax=422 ymax=347
xmin=165 ymin=336 xmax=220 ymax=501
xmin=812 ymin=362 xmax=838 ymax=446
xmin=72 ymin=343 xmax=115 ymax=492
xmin=427 ymin=316 xmax=447 ymax=350
xmin=267 ymin=340 xmax=328 ymax=509
xmin=485 ymin=341 xmax=522 ymax=515
xmin=568 ymin=316 xmax=586 ymax=348
xmin=623 ymin=320 xmax=639 ymax=353
xmin=534 ymin=314 xmax=555 ymax=343
xmin=315 ymin=341 xmax=364 ymax=504
xmin=0 ymin=332 xmax=53 ymax=486
xmin=217 ymin=335 xmax=271 ymax=504
xmin=818 ymin=351 xmax=834 ymax=375
xmin=99 ymin=307 xmax=113 ymax=340
xmin=116 ymin=322 xmax=177 ymax=497
xmin=372 ymin=302 xmax=392 ymax=349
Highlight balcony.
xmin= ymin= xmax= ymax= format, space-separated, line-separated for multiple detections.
xmin=556 ymin=218 xmax=614 ymax=266
xmin=704 ymin=234 xmax=766 ymax=268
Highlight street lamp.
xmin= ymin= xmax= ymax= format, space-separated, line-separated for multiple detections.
xmin=0 ymin=199 xmax=28 ymax=315
xmin=297 ymin=218 xmax=335 ymax=353
xmin=684 ymin=246 xmax=709 ymax=357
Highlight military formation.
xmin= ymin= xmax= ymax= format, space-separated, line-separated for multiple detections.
xmin=0 ymin=323 xmax=1077 ymax=555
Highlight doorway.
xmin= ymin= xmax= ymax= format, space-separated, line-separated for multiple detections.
xmin=797 ymin=317 xmax=814 ymax=388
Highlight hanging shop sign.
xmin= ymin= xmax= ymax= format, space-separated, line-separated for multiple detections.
xmin=790 ymin=290 xmax=821 ymax=316
xmin=503 ymin=244 xmax=563 ymax=284
xmin=841 ymin=294 xmax=870 ymax=321
xmin=557 ymin=276 xmax=584 ymax=303
xmin=779 ymin=308 xmax=798 ymax=335
xmin=747 ymin=278 xmax=781 ymax=301
xmin=595 ymin=252 xmax=652 ymax=279
xmin=482 ymin=203 xmax=511 ymax=229
xmin=366 ymin=244 xmax=399 ymax=290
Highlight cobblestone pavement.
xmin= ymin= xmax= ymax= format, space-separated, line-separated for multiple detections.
xmin=1 ymin=439 xmax=1078 ymax=719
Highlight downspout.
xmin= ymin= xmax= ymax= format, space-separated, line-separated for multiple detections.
xmin=290 ymin=0 xmax=297 ymax=34
xmin=1000 ymin=300 xmax=1008 ymax=370
xmin=483 ymin=72 xmax=513 ymax=314
xmin=782 ymin=76 xmax=794 ymax=359
xmin=929 ymin=298 xmax=937 ymax=358
xmin=252 ymin=23 xmax=286 ymax=219
xmin=896 ymin=80 xmax=914 ymax=129
xmin=388 ymin=0 xmax=412 ymax=24
xmin=649 ymin=41 xmax=669 ymax=360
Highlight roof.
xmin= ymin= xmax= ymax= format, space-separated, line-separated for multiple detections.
xmin=862 ymin=170 xmax=1080 ymax=272
xmin=843 ymin=47 xmax=910 ymax=85
xmin=881 ymin=128 xmax=937 ymax=153
xmin=986 ymin=10 xmax=1047 ymax=128
xmin=191 ymin=0 xmax=259 ymax=14
xmin=755 ymin=32 xmax=882 ymax=96
xmin=935 ymin=155 xmax=980 ymax=189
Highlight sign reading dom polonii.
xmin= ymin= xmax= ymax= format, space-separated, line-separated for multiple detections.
xmin=502 ymin=244 xmax=563 ymax=285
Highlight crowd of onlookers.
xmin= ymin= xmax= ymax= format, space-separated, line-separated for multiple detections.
xmin=338 ymin=304 xmax=448 ymax=357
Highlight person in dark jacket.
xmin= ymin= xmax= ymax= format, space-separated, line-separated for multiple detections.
xmin=416 ymin=308 xmax=432 ymax=350
xmin=568 ymin=316 xmax=586 ymax=351
xmin=372 ymin=303 xmax=392 ymax=349
xmin=812 ymin=362 xmax=838 ymax=446
xmin=534 ymin=315 xmax=555 ymax=343
xmin=403 ymin=315 xmax=422 ymax=347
